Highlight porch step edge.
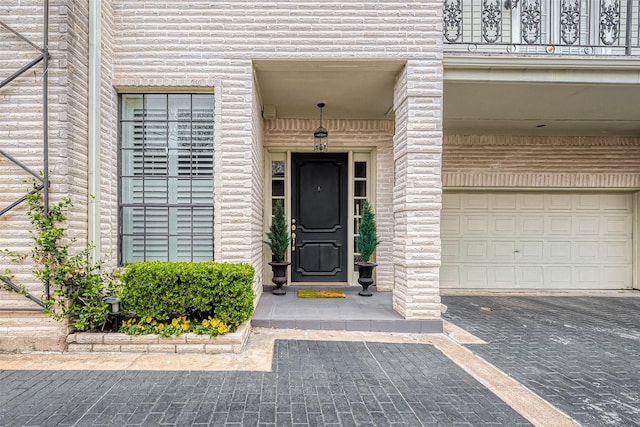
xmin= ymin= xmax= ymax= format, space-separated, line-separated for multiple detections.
xmin=250 ymin=318 xmax=443 ymax=334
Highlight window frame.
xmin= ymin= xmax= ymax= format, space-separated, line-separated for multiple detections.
xmin=117 ymin=92 xmax=215 ymax=265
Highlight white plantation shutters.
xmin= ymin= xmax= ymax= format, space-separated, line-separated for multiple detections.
xmin=120 ymin=94 xmax=214 ymax=263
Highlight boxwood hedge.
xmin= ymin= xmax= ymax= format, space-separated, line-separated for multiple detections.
xmin=120 ymin=261 xmax=255 ymax=323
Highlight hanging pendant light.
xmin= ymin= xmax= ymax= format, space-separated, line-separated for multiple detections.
xmin=313 ymin=102 xmax=328 ymax=152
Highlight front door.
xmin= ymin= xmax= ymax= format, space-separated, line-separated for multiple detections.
xmin=291 ymin=153 xmax=348 ymax=282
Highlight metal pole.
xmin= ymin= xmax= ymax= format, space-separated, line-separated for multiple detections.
xmin=43 ymin=0 xmax=50 ymax=300
xmin=88 ymin=0 xmax=102 ymax=264
xmin=625 ymin=0 xmax=633 ymax=55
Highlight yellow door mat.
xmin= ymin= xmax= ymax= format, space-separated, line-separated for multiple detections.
xmin=297 ymin=289 xmax=346 ymax=298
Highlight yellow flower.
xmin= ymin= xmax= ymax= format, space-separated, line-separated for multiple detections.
xmin=218 ymin=324 xmax=225 ymax=334
xmin=157 ymin=323 xmax=164 ymax=330
xmin=171 ymin=318 xmax=179 ymax=327
xmin=202 ymin=319 xmax=210 ymax=327
xmin=151 ymin=320 xmax=157 ymax=326
xmin=146 ymin=316 xmax=152 ymax=323
xmin=181 ymin=323 xmax=189 ymax=331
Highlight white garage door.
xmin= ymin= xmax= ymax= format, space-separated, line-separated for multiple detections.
xmin=441 ymin=192 xmax=633 ymax=289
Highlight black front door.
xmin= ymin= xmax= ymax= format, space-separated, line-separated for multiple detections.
xmin=291 ymin=153 xmax=348 ymax=282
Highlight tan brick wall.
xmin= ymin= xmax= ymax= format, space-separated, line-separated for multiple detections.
xmin=443 ymin=135 xmax=640 ymax=188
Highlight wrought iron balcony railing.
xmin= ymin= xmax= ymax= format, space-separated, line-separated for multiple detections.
xmin=444 ymin=0 xmax=639 ymax=56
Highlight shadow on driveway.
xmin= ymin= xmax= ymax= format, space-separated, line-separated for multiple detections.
xmin=443 ymin=295 xmax=640 ymax=427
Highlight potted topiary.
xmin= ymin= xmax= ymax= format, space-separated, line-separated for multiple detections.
xmin=264 ymin=202 xmax=291 ymax=295
xmin=355 ymin=201 xmax=380 ymax=296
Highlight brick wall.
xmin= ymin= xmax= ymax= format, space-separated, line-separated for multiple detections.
xmin=443 ymin=135 xmax=640 ymax=188
xmin=100 ymin=0 xmax=119 ymax=267
xmin=392 ymin=60 xmax=444 ymax=319
xmin=250 ymin=82 xmax=265 ymax=296
xmin=108 ymin=0 xmax=444 ymax=267
xmin=0 ymin=0 xmax=88 ymax=295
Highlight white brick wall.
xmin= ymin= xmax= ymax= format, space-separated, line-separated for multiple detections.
xmin=392 ymin=61 xmax=444 ymax=319
xmin=0 ymin=0 xmax=89 ymax=295
xmin=443 ymin=135 xmax=640 ymax=188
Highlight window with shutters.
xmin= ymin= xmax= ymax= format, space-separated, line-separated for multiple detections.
xmin=119 ymin=93 xmax=215 ymax=264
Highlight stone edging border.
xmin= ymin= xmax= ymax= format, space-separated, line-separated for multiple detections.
xmin=65 ymin=322 xmax=250 ymax=354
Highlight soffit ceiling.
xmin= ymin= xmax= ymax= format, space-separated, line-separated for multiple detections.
xmin=254 ymin=60 xmax=640 ymax=136
xmin=444 ymin=80 xmax=640 ymax=136
xmin=254 ymin=60 xmax=404 ymax=120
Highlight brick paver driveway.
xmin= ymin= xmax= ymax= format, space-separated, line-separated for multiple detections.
xmin=443 ymin=295 xmax=640 ymax=427
xmin=1 ymin=340 xmax=529 ymax=426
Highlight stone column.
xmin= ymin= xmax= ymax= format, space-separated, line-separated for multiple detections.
xmin=392 ymin=60 xmax=443 ymax=319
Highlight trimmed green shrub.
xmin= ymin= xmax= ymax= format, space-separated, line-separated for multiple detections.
xmin=120 ymin=261 xmax=255 ymax=323
xmin=356 ymin=201 xmax=380 ymax=263
xmin=263 ymin=201 xmax=290 ymax=262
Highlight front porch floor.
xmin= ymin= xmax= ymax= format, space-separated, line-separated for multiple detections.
xmin=252 ymin=285 xmax=443 ymax=333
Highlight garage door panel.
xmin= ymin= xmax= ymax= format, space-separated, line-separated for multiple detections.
xmin=548 ymin=241 xmax=571 ymax=262
xmin=442 ymin=193 xmax=461 ymax=209
xmin=602 ymin=194 xmax=632 ymax=210
xmin=546 ymin=216 xmax=573 ymax=235
xmin=461 ymin=241 xmax=488 ymax=260
xmin=441 ymin=240 xmax=460 ymax=261
xmin=441 ymin=215 xmax=461 ymax=234
xmin=601 ymin=266 xmax=632 ymax=287
xmin=490 ymin=267 xmax=516 ymax=287
xmin=492 ymin=241 xmax=517 ymax=261
xmin=518 ymin=266 xmax=544 ymax=286
xmin=574 ymin=241 xmax=599 ymax=262
xmin=546 ymin=266 xmax=572 ymax=287
xmin=440 ymin=265 xmax=459 ymax=286
xmin=519 ymin=216 xmax=545 ymax=235
xmin=460 ymin=266 xmax=488 ymax=287
xmin=547 ymin=194 xmax=572 ymax=210
xmin=520 ymin=193 xmax=544 ymax=209
xmin=465 ymin=193 xmax=490 ymax=209
xmin=575 ymin=194 xmax=601 ymax=210
xmin=463 ymin=216 xmax=489 ymax=234
xmin=576 ymin=216 xmax=600 ymax=236
xmin=491 ymin=216 xmax=517 ymax=235
xmin=575 ymin=266 xmax=601 ymax=287
xmin=601 ymin=240 xmax=632 ymax=262
xmin=492 ymin=193 xmax=517 ymax=210
xmin=441 ymin=191 xmax=633 ymax=290
xmin=602 ymin=215 xmax=632 ymax=235
xmin=520 ymin=241 xmax=544 ymax=261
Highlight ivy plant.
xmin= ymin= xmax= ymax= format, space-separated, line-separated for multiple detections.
xmin=3 ymin=181 xmax=115 ymax=331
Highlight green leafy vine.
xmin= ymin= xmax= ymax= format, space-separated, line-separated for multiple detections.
xmin=3 ymin=181 xmax=116 ymax=331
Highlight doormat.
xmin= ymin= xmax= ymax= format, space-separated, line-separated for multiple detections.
xmin=297 ymin=289 xmax=346 ymax=299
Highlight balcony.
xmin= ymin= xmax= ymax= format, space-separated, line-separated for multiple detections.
xmin=444 ymin=0 xmax=640 ymax=56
